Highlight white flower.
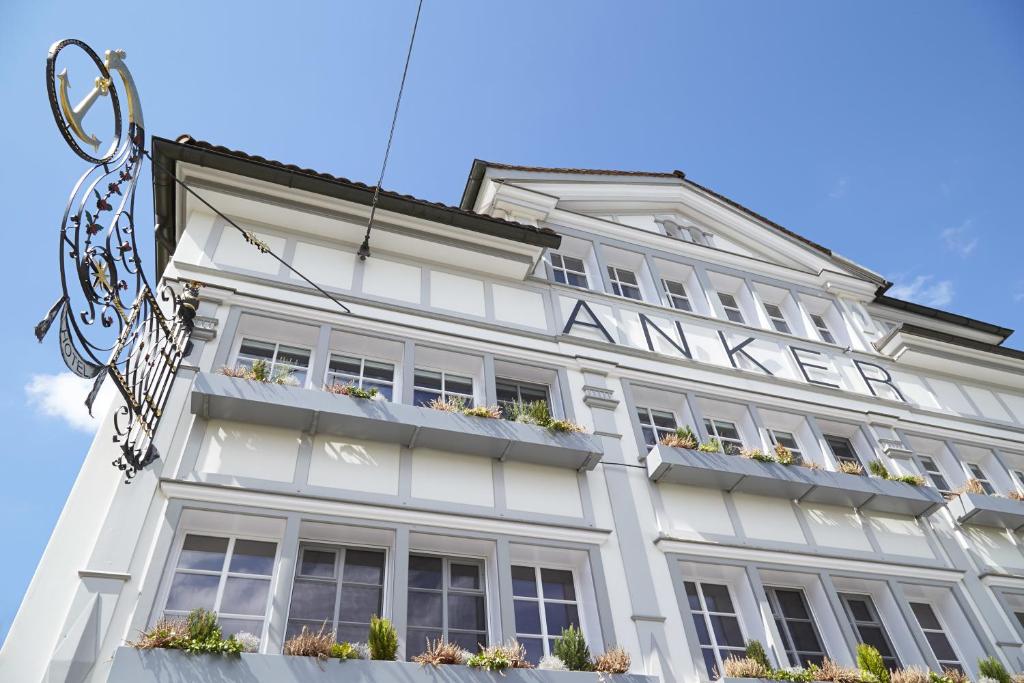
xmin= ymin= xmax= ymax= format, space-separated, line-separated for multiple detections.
xmin=234 ymin=631 xmax=260 ymax=653
xmin=539 ymin=654 xmax=568 ymax=670
xmin=978 ymin=677 xmax=999 ymax=683
xmin=349 ymin=642 xmax=370 ymax=660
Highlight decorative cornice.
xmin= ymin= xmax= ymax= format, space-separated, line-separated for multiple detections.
xmin=190 ymin=315 xmax=219 ymax=342
xmin=583 ymin=384 xmax=618 ymax=410
xmin=879 ymin=438 xmax=914 ymax=459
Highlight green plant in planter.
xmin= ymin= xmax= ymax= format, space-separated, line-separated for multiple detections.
xmin=467 ymin=642 xmax=532 ymax=671
xmin=552 ymin=625 xmax=593 ymax=672
xmin=130 ymin=608 xmax=243 ymax=655
xmin=868 ymin=460 xmax=891 ymax=479
xmin=330 ymin=642 xmax=363 ymax=660
xmin=857 ymin=644 xmax=891 ymax=683
xmin=325 ymin=383 xmax=379 ymax=399
xmin=978 ymin=656 xmax=1011 ymax=683
xmin=368 ymin=616 xmax=398 ymax=661
xmin=660 ymin=425 xmax=699 ymax=449
xmin=774 ymin=443 xmax=795 ymax=465
xmin=463 ymin=405 xmax=502 ymax=418
xmin=505 ymin=399 xmax=553 ymax=426
xmin=892 ymin=474 xmax=924 ymax=486
xmin=742 ymin=448 xmax=776 ymax=463
xmin=745 ymin=639 xmax=772 ymax=670
xmin=698 ymin=438 xmax=723 ymax=453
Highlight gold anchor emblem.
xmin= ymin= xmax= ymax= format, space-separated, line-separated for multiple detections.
xmin=57 ymin=69 xmax=111 ymax=152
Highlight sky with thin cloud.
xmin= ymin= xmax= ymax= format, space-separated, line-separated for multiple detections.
xmin=1 ymin=0 xmax=1023 ymax=643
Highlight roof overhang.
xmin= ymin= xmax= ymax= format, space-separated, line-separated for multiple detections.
xmin=151 ymin=138 xmax=560 ymax=278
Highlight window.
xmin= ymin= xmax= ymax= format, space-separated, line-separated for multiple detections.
xmin=810 ymin=314 xmax=836 ymax=344
xmin=686 ymin=581 xmax=747 ymax=678
xmin=1013 ymin=470 xmax=1024 ymax=494
xmin=496 ymin=378 xmax=550 ymax=416
xmin=550 ymin=253 xmax=588 ymax=288
xmin=839 ymin=594 xmax=900 ymax=669
xmin=407 ymin=555 xmax=487 ymax=656
xmin=413 ymin=369 xmax=474 ymax=407
xmin=718 ymin=292 xmax=745 ymax=324
xmin=703 ymin=418 xmax=745 ymax=455
xmin=325 ymin=354 xmax=395 ymax=400
xmin=825 ymin=435 xmax=863 ymax=472
xmin=236 ymin=338 xmax=311 ymax=385
xmin=637 ymin=407 xmax=678 ymax=450
xmin=966 ymin=463 xmax=995 ymax=495
xmin=512 ymin=566 xmax=581 ymax=664
xmin=607 ymin=266 xmax=643 ymax=300
xmin=286 ymin=545 xmax=385 ymax=644
xmin=662 ymin=278 xmax=693 ymax=312
xmin=765 ymin=587 xmax=827 ymax=668
xmin=763 ymin=303 xmax=791 ymax=334
xmin=910 ymin=602 xmax=962 ymax=673
xmin=164 ymin=534 xmax=276 ymax=641
xmin=768 ymin=430 xmax=804 ymax=464
xmin=918 ymin=456 xmax=951 ymax=494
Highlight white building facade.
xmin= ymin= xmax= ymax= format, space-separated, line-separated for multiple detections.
xmin=4 ymin=136 xmax=1024 ymax=682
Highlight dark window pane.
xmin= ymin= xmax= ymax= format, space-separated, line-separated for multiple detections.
xmin=343 ymin=550 xmax=385 ymax=585
xmin=300 ymin=549 xmax=336 ymax=578
xmin=221 ymin=577 xmax=271 ymax=615
xmin=277 ymin=345 xmax=311 ymax=368
xmin=229 ymin=540 xmax=276 ymax=575
xmin=366 ymin=381 xmax=393 ymax=400
xmin=514 ymin=599 xmax=542 ymax=635
xmin=541 ymin=569 xmax=575 ymax=601
xmin=511 ymin=566 xmax=537 ymax=597
xmin=651 ymin=411 xmax=677 ymax=429
xmin=563 ymin=256 xmax=585 ymax=272
xmin=911 ymin=603 xmax=941 ymax=630
xmin=449 ymin=630 xmax=486 ymax=653
xmin=787 ymin=621 xmax=822 ymax=652
xmin=856 ymin=626 xmax=893 ymax=657
xmin=408 ymin=556 xmax=443 ymax=589
xmin=414 ymin=370 xmax=443 ymax=390
xmin=520 ymin=637 xmax=544 ymax=665
xmin=218 ymin=618 xmax=262 ymax=639
xmin=339 ymin=585 xmax=381 ymax=624
xmin=406 ymin=629 xmax=443 ymax=658
xmin=685 ymin=582 xmax=702 ymax=611
xmin=407 ymin=591 xmax=443 ymax=627
xmin=846 ymin=598 xmax=871 ymax=622
xmin=328 ymin=355 xmax=362 ymax=375
xmin=178 ymin=535 xmax=228 ymax=571
xmin=925 ymin=632 xmax=957 ymax=662
xmin=446 ymin=375 xmax=474 ymax=396
xmin=544 ymin=602 xmax=580 ymax=634
xmin=450 ymin=563 xmax=481 ymax=590
xmin=413 ymin=389 xmax=440 ymax=407
xmin=449 ymin=594 xmax=486 ymax=631
xmin=710 ymin=615 xmax=744 ymax=647
xmin=288 ymin=580 xmax=336 ymax=621
xmin=239 ymin=340 xmax=275 ymax=360
xmin=567 ymin=272 xmax=588 ymax=288
xmin=496 ymin=383 xmax=520 ymax=404
xmin=336 ymin=623 xmax=369 ymax=645
xmin=701 ymin=584 xmax=734 ymax=613
xmin=775 ymin=590 xmax=810 ymax=619
xmin=553 ymin=270 xmax=567 ymax=285
xmin=519 ymin=385 xmax=548 ymax=404
xmin=702 ymin=648 xmax=719 ymax=679
xmin=166 ymin=573 xmax=220 ymax=611
xmin=715 ymin=422 xmax=741 ymax=442
xmin=363 ymin=360 xmax=394 ymax=381
xmin=692 ymin=614 xmax=711 ymax=646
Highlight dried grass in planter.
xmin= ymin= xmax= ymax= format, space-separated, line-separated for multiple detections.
xmin=838 ymin=461 xmax=864 ymax=475
xmin=427 ymin=396 xmax=467 ymax=413
xmin=129 ymin=616 xmax=189 ymax=650
xmin=890 ymin=667 xmax=931 ymax=683
xmin=721 ymin=655 xmax=769 ymax=679
xmin=954 ymin=478 xmax=986 ymax=495
xmin=594 ymin=647 xmax=631 ymax=674
xmin=812 ymin=658 xmax=862 ymax=683
xmin=283 ymin=624 xmax=334 ymax=659
xmin=412 ymin=638 xmax=467 ymax=666
xmin=463 ymin=405 xmax=502 ymax=419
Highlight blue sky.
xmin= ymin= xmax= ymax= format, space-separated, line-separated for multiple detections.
xmin=1 ymin=0 xmax=1022 ymax=641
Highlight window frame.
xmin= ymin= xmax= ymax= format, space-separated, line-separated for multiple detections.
xmin=406 ymin=553 xmax=488 ymax=657
xmin=764 ymin=586 xmax=828 ymax=668
xmin=918 ymin=456 xmax=952 ymax=494
xmin=662 ymin=278 xmax=693 ymax=312
xmin=763 ymin=302 xmax=792 ymax=334
xmin=412 ymin=367 xmax=475 ymax=407
xmin=636 ymin=406 xmax=679 ymax=450
xmin=809 ymin=313 xmax=836 ymax=344
xmin=511 ymin=564 xmax=584 ymax=663
xmin=703 ymin=418 xmax=745 ymax=455
xmin=767 ymin=429 xmax=804 ymax=464
xmin=685 ymin=580 xmax=748 ymax=678
xmin=824 ymin=435 xmax=864 ymax=471
xmin=606 ymin=265 xmax=643 ymax=301
xmin=324 ymin=353 xmax=396 ymax=400
xmin=717 ymin=292 xmax=746 ymax=324
xmin=161 ymin=533 xmax=279 ymax=649
xmin=550 ymin=253 xmax=589 ymax=289
xmin=909 ymin=601 xmax=964 ymax=673
xmin=965 ymin=463 xmax=995 ymax=495
xmin=495 ymin=377 xmax=551 ymax=416
xmin=285 ymin=542 xmax=388 ymax=646
xmin=838 ymin=593 xmax=901 ymax=670
xmin=234 ymin=336 xmax=313 ymax=387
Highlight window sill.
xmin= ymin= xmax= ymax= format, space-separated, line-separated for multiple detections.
xmin=192 ymin=372 xmax=603 ymax=471
xmin=646 ymin=445 xmax=944 ymax=517
xmin=108 ymin=647 xmax=656 ymax=681
xmin=948 ymin=491 xmax=1024 ymax=531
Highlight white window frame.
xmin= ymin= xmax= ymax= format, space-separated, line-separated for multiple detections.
xmin=763 ymin=302 xmax=792 ymax=334
xmin=234 ymin=337 xmax=313 ymax=386
xmin=324 ymin=353 xmax=396 ymax=399
xmin=768 ymin=429 xmax=804 ymax=464
xmin=809 ymin=313 xmax=836 ymax=344
xmin=511 ymin=564 xmax=584 ymax=661
xmin=824 ymin=434 xmax=864 ymax=471
xmin=160 ymin=533 xmax=279 ymax=650
xmin=703 ymin=418 xmax=745 ymax=455
xmin=764 ymin=586 xmax=828 ymax=668
xmin=717 ymin=292 xmax=745 ymax=324
xmin=686 ymin=580 xmax=748 ymax=678
xmin=549 ymin=253 xmax=589 ymax=288
xmin=965 ymin=463 xmax=995 ymax=494
xmin=838 ymin=593 xmax=901 ymax=669
xmin=606 ymin=265 xmax=643 ymax=300
xmin=413 ymin=367 xmax=475 ymax=407
xmin=919 ymin=455 xmax=952 ymax=493
xmin=636 ymin=406 xmax=679 ymax=450
xmin=662 ymin=278 xmax=693 ymax=312
xmin=909 ymin=601 xmax=964 ymax=673
xmin=406 ymin=553 xmax=488 ymax=657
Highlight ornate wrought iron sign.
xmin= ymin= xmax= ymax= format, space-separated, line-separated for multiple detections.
xmin=37 ymin=39 xmax=199 ymax=482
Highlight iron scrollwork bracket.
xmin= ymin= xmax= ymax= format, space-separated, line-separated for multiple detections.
xmin=37 ymin=38 xmax=200 ymax=482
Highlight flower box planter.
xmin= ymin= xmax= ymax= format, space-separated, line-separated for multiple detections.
xmin=721 ymin=678 xmax=828 ymax=683
xmin=947 ymin=491 xmax=1024 ymax=531
xmin=191 ymin=372 xmax=603 ymax=471
xmin=646 ymin=445 xmax=944 ymax=517
xmin=107 ymin=647 xmax=657 ymax=682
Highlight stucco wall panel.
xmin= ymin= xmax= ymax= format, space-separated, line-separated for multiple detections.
xmin=363 ymin=258 xmax=421 ymax=303
xmin=430 ymin=271 xmax=486 ymax=317
xmin=411 ymin=448 xmax=494 ymax=507
xmin=802 ymin=503 xmax=872 ymax=551
xmin=290 ymin=242 xmax=355 ymax=290
xmin=199 ymin=420 xmax=300 ymax=482
xmin=213 ymin=229 xmax=286 ymax=274
xmin=503 ymin=461 xmax=583 ymax=518
xmin=492 ymin=284 xmax=547 ymax=329
xmin=866 ymin=513 xmax=934 ymax=558
xmin=657 ymin=483 xmax=734 ymax=537
xmin=732 ymin=493 xmax=805 ymax=544
xmin=308 ymin=436 xmax=400 ymax=495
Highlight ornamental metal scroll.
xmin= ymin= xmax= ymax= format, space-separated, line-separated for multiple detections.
xmin=36 ymin=39 xmax=199 ymax=482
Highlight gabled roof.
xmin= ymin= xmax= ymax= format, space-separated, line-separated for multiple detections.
xmin=151 ymin=136 xmax=560 ymax=274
